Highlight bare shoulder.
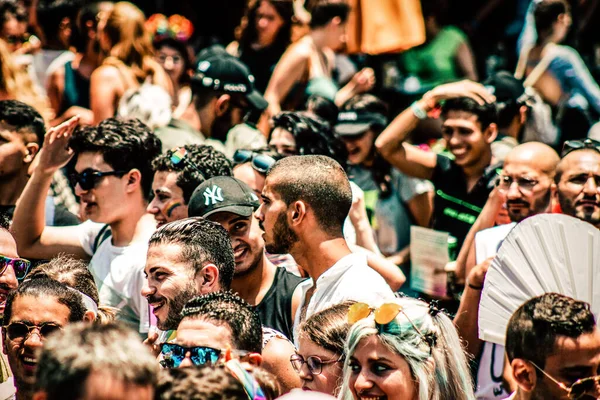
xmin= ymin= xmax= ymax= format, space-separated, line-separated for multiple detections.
xmin=91 ymin=64 xmax=121 ymax=81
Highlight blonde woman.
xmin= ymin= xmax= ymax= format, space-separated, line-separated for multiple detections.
xmin=0 ymin=39 xmax=52 ymax=120
xmin=90 ymin=1 xmax=172 ymax=123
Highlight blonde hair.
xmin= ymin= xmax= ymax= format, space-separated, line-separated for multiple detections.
xmin=102 ymin=2 xmax=163 ymax=85
xmin=340 ymin=298 xmax=475 ymax=400
xmin=0 ymin=39 xmax=52 ymax=121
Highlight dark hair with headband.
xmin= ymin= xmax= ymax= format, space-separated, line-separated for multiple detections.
xmin=29 ymin=255 xmax=117 ymax=324
xmin=152 ymin=144 xmax=233 ymax=204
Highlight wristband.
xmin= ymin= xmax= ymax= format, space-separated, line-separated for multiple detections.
xmin=468 ymin=282 xmax=483 ymax=291
xmin=410 ymin=101 xmax=428 ymax=120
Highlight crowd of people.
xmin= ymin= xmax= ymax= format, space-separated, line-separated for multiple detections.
xmin=0 ymin=0 xmax=599 ymax=399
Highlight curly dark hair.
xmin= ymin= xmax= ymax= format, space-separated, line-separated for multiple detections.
xmin=152 ymin=144 xmax=233 ymax=204
xmin=69 ymin=118 xmax=162 ymax=201
xmin=149 ymin=217 xmax=235 ymax=291
xmin=3 ymin=277 xmax=86 ymax=326
xmin=181 ymin=291 xmax=263 ymax=354
xmin=506 ymin=293 xmax=596 ymax=369
xmin=0 ymin=100 xmax=46 ymax=145
xmin=270 ymin=111 xmax=348 ymax=169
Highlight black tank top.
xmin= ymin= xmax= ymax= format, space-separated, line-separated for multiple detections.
xmin=255 ymin=267 xmax=305 ymax=341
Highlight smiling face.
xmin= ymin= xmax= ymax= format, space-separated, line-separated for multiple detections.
xmin=207 ymin=212 xmax=264 ymax=277
xmin=557 ymin=151 xmax=600 ymax=229
xmin=148 ymin=171 xmax=188 ymax=227
xmin=73 ymin=152 xmax=129 ymax=224
xmin=142 ymin=243 xmax=199 ymax=330
xmin=441 ymin=111 xmax=493 ymax=169
xmin=3 ymin=295 xmax=71 ymax=390
xmin=255 ymin=0 xmax=285 ymax=47
xmin=348 ymin=335 xmax=417 ymax=400
xmin=297 ymin=337 xmax=344 ymax=395
xmin=0 ymin=230 xmax=19 ymax=318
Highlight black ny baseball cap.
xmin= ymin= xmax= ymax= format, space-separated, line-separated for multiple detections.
xmin=191 ymin=55 xmax=268 ymax=111
xmin=188 ymin=176 xmax=260 ymax=218
xmin=335 ymin=110 xmax=388 ymax=137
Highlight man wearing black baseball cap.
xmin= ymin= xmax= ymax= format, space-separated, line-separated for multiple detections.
xmin=191 ymin=54 xmax=268 ymax=148
xmin=188 ymin=176 xmax=304 ymax=342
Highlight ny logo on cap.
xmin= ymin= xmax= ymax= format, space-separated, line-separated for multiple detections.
xmin=203 ymin=185 xmax=224 ymax=206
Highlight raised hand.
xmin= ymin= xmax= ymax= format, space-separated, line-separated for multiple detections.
xmin=36 ymin=115 xmax=80 ymax=175
xmin=424 ymin=80 xmax=496 ymax=107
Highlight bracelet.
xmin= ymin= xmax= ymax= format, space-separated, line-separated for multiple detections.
xmin=410 ymin=101 xmax=428 ymax=120
xmin=468 ymin=282 xmax=484 ymax=291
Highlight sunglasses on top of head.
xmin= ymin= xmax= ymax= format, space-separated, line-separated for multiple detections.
xmin=69 ymin=169 xmax=127 ymax=191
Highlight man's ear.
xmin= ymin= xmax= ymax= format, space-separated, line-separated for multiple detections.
xmin=23 ymin=142 xmax=40 ymax=164
xmin=83 ymin=310 xmax=96 ymax=323
xmin=125 ymin=169 xmax=142 ymax=193
xmin=484 ymin=123 xmax=498 ymax=144
xmin=215 ymin=94 xmax=231 ymax=117
xmin=511 ymin=358 xmax=537 ymax=392
xmin=248 ymin=353 xmax=262 ymax=366
xmin=195 ymin=263 xmax=220 ymax=294
xmin=290 ymin=201 xmax=307 ymax=227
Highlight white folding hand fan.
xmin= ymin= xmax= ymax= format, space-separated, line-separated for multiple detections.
xmin=478 ymin=214 xmax=600 ymax=345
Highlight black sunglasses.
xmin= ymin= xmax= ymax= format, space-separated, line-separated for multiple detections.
xmin=69 ymin=169 xmax=127 ymax=191
xmin=4 ymin=34 xmax=27 ymax=45
xmin=561 ymin=138 xmax=600 ymax=158
xmin=4 ymin=321 xmax=62 ymax=341
xmin=232 ymin=150 xmax=276 ymax=174
xmin=0 ymin=255 xmax=31 ymax=281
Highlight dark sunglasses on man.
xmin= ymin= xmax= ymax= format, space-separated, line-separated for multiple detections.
xmin=561 ymin=138 xmax=600 ymax=158
xmin=159 ymin=343 xmax=250 ymax=369
xmin=233 ymin=149 xmax=276 ymax=174
xmin=0 ymin=255 xmax=31 ymax=281
xmin=69 ymin=169 xmax=127 ymax=191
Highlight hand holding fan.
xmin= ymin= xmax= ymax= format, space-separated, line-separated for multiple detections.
xmin=478 ymin=214 xmax=600 ymax=345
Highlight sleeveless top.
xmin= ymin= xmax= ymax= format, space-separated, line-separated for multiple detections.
xmin=61 ymin=60 xmax=90 ymax=113
xmin=255 ymin=267 xmax=305 ymax=341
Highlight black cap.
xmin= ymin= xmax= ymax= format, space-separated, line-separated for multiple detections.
xmin=484 ymin=71 xmax=525 ymax=104
xmin=188 ymin=176 xmax=260 ymax=218
xmin=191 ymin=56 xmax=268 ymax=111
xmin=335 ymin=110 xmax=388 ymax=137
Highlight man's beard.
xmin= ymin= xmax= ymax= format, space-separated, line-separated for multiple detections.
xmin=234 ymin=243 xmax=264 ymax=279
xmin=507 ymin=189 xmax=552 ymax=222
xmin=265 ymin=211 xmax=298 ymax=255
xmin=152 ymin=282 xmax=198 ymax=331
xmin=558 ymin=191 xmax=600 ymax=228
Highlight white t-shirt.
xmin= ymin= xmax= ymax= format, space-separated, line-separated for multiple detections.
xmin=293 ymin=252 xmax=394 ymax=343
xmin=78 ymin=220 xmax=152 ymax=334
xmin=474 ymin=223 xmax=517 ymax=400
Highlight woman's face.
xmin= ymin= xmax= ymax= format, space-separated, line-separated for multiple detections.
xmin=325 ymin=16 xmax=347 ymax=52
xmin=297 ymin=337 xmax=344 ymax=396
xmin=554 ymin=12 xmax=572 ymax=43
xmin=156 ymin=45 xmax=185 ymax=84
xmin=269 ymin=127 xmax=297 ymax=157
xmin=255 ymin=1 xmax=285 ymax=47
xmin=348 ymin=335 xmax=418 ymax=400
xmin=342 ymin=129 xmax=376 ymax=166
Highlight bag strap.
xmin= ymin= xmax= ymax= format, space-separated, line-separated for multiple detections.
xmin=92 ymin=224 xmax=112 ymax=253
xmin=515 ymin=43 xmax=556 ymax=87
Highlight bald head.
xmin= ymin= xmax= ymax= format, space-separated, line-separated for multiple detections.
xmin=267 ymin=155 xmax=352 ymax=236
xmin=505 ymin=142 xmax=560 ymax=178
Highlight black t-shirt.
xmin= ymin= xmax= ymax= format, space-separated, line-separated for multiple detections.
xmin=255 ymin=267 xmax=305 ymax=341
xmin=239 ymin=44 xmax=287 ymax=94
xmin=430 ymin=154 xmax=502 ymax=250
